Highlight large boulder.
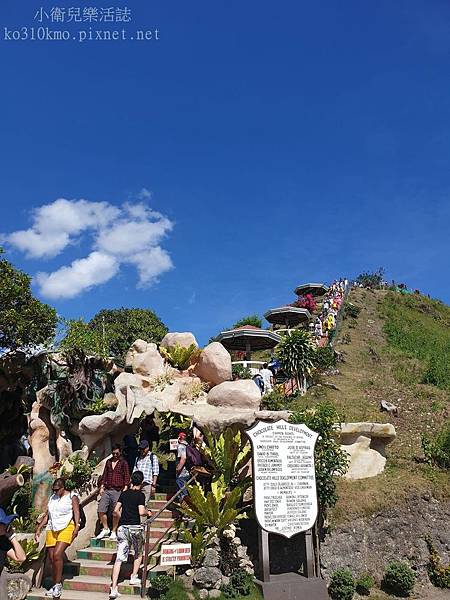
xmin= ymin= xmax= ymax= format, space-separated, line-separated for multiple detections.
xmin=160 ymin=332 xmax=198 ymax=349
xmin=125 ymin=339 xmax=152 ymax=367
xmin=207 ymin=380 xmax=261 ymax=410
xmin=131 ymin=343 xmax=165 ymax=378
xmin=339 ymin=422 xmax=396 ymax=479
xmin=193 ymin=342 xmax=232 ymax=385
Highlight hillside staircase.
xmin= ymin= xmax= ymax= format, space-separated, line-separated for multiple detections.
xmin=28 ymin=492 xmax=177 ymax=600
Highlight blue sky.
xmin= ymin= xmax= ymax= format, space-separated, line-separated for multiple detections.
xmin=1 ymin=1 xmax=450 ymax=344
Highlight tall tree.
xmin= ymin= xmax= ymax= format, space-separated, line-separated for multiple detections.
xmin=0 ymin=249 xmax=57 ymax=350
xmin=61 ymin=308 xmax=168 ymax=360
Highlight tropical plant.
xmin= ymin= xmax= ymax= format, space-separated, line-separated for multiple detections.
xmin=159 ymin=344 xmax=200 ymax=370
xmin=356 ymin=268 xmax=385 ymax=289
xmin=6 ymin=463 xmax=31 ymax=476
xmin=232 ymin=315 xmax=262 ymax=329
xmin=290 ymin=402 xmax=348 ymax=512
xmin=232 ymin=363 xmax=252 ymax=379
xmin=382 ymin=561 xmax=415 ymax=596
xmin=44 ymin=350 xmax=115 ymax=426
xmin=426 ymin=535 xmax=450 ymax=588
xmin=0 ymin=248 xmax=57 ymax=351
xmin=275 ymin=329 xmax=317 ymax=391
xmin=6 ymin=537 xmax=42 ymax=573
xmin=176 ymin=526 xmax=215 ymax=566
xmin=203 ymin=427 xmax=252 ymax=498
xmin=422 ymin=424 xmax=450 ymax=469
xmin=328 ymin=569 xmax=355 ymax=600
xmin=61 ymin=453 xmax=97 ymax=492
xmin=177 ymin=482 xmax=247 ymax=530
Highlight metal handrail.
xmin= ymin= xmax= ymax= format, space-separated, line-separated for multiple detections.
xmin=140 ymin=474 xmax=197 ymax=597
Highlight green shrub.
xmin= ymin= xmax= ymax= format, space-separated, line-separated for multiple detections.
xmin=221 ymin=568 xmax=253 ymax=597
xmin=233 ymin=315 xmax=262 ymax=329
xmin=149 ymin=574 xmax=172 ymax=598
xmin=355 ymin=573 xmax=374 ymax=596
xmin=328 ymin=569 xmax=355 ymax=600
xmin=342 ymin=302 xmax=361 ymax=319
xmin=61 ymin=454 xmax=97 ymax=492
xmin=356 ymin=268 xmax=384 ymax=289
xmin=232 ymin=363 xmax=252 ymax=379
xmin=290 ymin=403 xmax=349 ymax=512
xmin=426 ymin=536 xmax=450 ymax=588
xmin=382 ymin=561 xmax=415 ymax=596
xmin=314 ymin=346 xmax=337 ymax=371
xmin=422 ymin=424 xmax=450 ymax=469
xmin=261 ymin=389 xmax=287 ymax=411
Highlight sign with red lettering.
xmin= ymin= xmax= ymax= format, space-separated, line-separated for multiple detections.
xmin=160 ymin=543 xmax=191 ymax=565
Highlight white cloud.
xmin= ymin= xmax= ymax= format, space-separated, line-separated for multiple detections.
xmin=128 ymin=247 xmax=174 ymax=286
xmin=3 ymin=194 xmax=174 ymax=299
xmin=7 ymin=229 xmax=70 ymax=259
xmin=96 ymin=217 xmax=173 ymax=256
xmin=4 ymin=198 xmax=120 ymax=258
xmin=36 ymin=252 xmax=119 ymax=299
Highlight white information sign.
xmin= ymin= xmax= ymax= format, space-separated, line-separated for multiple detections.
xmin=160 ymin=543 xmax=191 ymax=565
xmin=246 ymin=419 xmax=319 ymax=538
xmin=169 ymin=439 xmax=179 ymax=451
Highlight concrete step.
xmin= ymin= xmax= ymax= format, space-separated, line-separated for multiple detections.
xmin=90 ymin=528 xmax=170 ymax=549
xmin=62 ymin=575 xmax=140 ymax=594
xmin=28 ymin=590 xmax=141 ymax=600
xmin=77 ymin=546 xmax=162 ymax=564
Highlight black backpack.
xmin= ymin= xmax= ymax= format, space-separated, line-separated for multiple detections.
xmin=185 ymin=445 xmax=203 ymax=471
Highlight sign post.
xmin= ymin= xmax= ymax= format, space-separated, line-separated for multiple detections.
xmin=246 ymin=419 xmax=328 ymax=600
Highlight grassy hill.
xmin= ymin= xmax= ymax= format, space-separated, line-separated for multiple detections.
xmin=301 ymin=287 xmax=450 ymax=525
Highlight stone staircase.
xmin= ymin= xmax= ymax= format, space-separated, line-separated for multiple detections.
xmin=28 ymin=493 xmax=177 ymax=600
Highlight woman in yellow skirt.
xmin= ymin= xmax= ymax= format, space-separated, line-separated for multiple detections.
xmin=35 ymin=478 xmax=81 ymax=599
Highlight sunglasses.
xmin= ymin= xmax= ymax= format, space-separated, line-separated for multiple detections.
xmin=52 ymin=487 xmax=62 ymax=492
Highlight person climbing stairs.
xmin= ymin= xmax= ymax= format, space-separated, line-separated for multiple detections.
xmin=27 ymin=493 xmax=176 ymax=599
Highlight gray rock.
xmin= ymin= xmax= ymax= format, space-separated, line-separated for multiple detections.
xmin=209 ymin=590 xmax=221 ymax=599
xmin=221 ymin=575 xmax=230 ymax=587
xmin=198 ymin=589 xmax=209 ymax=599
xmin=193 ymin=566 xmax=222 ymax=589
xmin=203 ymin=548 xmax=220 ymax=567
xmin=6 ymin=574 xmax=31 ymax=600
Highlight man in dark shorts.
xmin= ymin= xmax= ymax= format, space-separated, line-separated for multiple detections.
xmin=97 ymin=443 xmax=130 ymax=541
xmin=109 ymin=471 xmax=152 ymax=599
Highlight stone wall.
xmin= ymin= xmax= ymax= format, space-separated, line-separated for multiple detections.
xmin=321 ymin=494 xmax=450 ymax=587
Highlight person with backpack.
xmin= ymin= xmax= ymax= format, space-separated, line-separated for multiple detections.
xmin=133 ymin=439 xmax=159 ymax=505
xmin=34 ymin=478 xmax=81 ymax=598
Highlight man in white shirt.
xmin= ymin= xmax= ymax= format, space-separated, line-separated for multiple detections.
xmin=260 ymin=363 xmax=274 ymax=395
